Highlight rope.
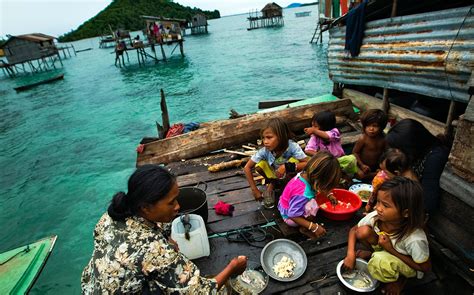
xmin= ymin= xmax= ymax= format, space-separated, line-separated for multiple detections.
xmin=225 ymin=225 xmax=274 ymax=248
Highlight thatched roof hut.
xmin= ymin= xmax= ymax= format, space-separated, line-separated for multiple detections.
xmin=261 ymin=2 xmax=283 ymax=18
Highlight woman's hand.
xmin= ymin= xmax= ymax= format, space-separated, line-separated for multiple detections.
xmin=230 ymin=256 xmax=248 ymax=276
xmin=378 ymin=233 xmax=393 ymax=252
xmin=343 ymin=253 xmax=356 ymax=270
xmin=168 ymin=238 xmax=179 ymax=251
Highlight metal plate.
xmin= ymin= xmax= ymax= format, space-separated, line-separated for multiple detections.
xmin=349 ymin=183 xmax=373 ymax=203
xmin=230 ymin=261 xmax=269 ymax=294
xmin=260 ymin=239 xmax=307 ymax=282
xmin=336 ymin=258 xmax=379 ymax=292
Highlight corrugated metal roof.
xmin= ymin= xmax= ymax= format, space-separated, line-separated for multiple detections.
xmin=328 ymin=5 xmax=474 ymax=103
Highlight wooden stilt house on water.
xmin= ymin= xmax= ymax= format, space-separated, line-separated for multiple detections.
xmin=248 ymin=2 xmax=284 ymax=30
xmin=325 ymin=0 xmax=474 ymax=287
xmin=187 ymin=13 xmax=208 ymax=35
xmin=0 ymin=33 xmax=75 ymax=77
xmin=113 ymin=16 xmax=185 ymax=67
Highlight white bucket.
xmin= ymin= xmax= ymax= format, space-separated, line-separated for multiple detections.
xmin=171 ymin=214 xmax=210 ymax=260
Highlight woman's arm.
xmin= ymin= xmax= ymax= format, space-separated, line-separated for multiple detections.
xmin=243 ymin=160 xmax=261 ymax=200
xmin=214 ymin=256 xmax=247 ymax=289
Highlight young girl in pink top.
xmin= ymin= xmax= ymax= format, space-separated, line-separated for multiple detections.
xmin=278 ymin=151 xmax=341 ymax=239
xmin=304 ymin=110 xmax=345 ymax=158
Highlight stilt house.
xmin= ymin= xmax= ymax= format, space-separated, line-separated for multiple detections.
xmin=188 ymin=13 xmax=208 ymax=35
xmin=0 ymin=33 xmax=57 ymax=65
xmin=248 ymin=2 xmax=284 ymax=30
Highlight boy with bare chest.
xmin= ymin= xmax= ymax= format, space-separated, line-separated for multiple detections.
xmin=353 ymin=109 xmax=388 ymax=179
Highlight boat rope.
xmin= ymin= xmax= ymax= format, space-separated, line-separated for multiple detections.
xmin=0 ymin=245 xmax=30 ymax=265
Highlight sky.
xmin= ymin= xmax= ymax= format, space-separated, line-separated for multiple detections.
xmin=0 ymin=0 xmax=299 ymax=38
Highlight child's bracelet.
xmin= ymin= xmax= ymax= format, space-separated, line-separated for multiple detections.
xmin=312 ymin=223 xmax=319 ymax=233
xmin=308 ymin=222 xmax=313 ymax=230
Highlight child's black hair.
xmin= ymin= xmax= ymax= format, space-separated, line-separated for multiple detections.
xmin=381 ymin=148 xmax=409 ymax=175
xmin=360 ymin=109 xmax=388 ymax=131
xmin=261 ymin=118 xmax=292 ymax=152
xmin=378 ymin=177 xmax=424 ymax=244
xmin=312 ymin=110 xmax=336 ymax=131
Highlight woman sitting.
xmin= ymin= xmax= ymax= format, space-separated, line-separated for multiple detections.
xmin=81 ymin=165 xmax=247 ymax=294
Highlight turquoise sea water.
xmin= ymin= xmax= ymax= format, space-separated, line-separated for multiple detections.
xmin=0 ymin=6 xmax=331 ymax=294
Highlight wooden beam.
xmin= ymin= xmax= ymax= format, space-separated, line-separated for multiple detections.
xmin=258 ymin=99 xmax=302 ymax=109
xmin=160 ymin=89 xmax=170 ymax=136
xmin=137 ymin=99 xmax=357 ymax=165
xmin=343 ymin=89 xmax=445 ymax=136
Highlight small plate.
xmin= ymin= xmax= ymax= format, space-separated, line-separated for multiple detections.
xmin=349 ymin=184 xmax=373 ymax=203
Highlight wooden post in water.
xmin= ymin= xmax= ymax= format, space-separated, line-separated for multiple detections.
xmin=160 ymin=88 xmax=170 ymax=136
xmin=160 ymin=43 xmax=167 ymax=61
xmin=179 ymin=41 xmax=184 ymax=57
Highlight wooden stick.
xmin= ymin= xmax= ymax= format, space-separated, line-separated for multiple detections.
xmin=223 ymin=149 xmax=254 ymax=156
xmin=160 ymin=89 xmax=170 ymax=136
xmin=242 ymin=145 xmax=256 ymax=150
xmin=208 ymin=158 xmax=250 ymax=172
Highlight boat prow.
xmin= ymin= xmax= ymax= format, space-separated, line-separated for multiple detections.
xmin=0 ymin=235 xmax=57 ymax=294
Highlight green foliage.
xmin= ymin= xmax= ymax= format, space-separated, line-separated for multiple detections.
xmin=58 ymin=0 xmax=220 ymax=42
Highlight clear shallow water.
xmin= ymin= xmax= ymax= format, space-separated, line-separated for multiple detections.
xmin=0 ymin=6 xmax=330 ymax=294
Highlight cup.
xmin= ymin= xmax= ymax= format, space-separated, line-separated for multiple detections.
xmin=262 ymin=188 xmax=275 ymax=209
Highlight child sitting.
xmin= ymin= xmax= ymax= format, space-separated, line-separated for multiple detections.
xmin=278 ymin=151 xmax=341 ymax=239
xmin=304 ymin=110 xmax=345 ymax=157
xmin=343 ymin=177 xmax=430 ymax=295
xmin=365 ymin=148 xmax=418 ymax=213
xmin=244 ymin=118 xmax=308 ymax=201
xmin=353 ymin=109 xmax=388 ymax=179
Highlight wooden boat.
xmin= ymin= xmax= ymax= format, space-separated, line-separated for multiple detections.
xmin=14 ymin=74 xmax=64 ymax=92
xmin=137 ymin=98 xmax=358 ymax=166
xmin=0 ymin=235 xmax=57 ymax=294
xmin=295 ymin=11 xmax=311 ymax=17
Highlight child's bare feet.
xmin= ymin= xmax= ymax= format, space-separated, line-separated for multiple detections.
xmin=355 ymin=249 xmax=372 ymax=261
xmin=381 ymin=277 xmax=406 ymax=295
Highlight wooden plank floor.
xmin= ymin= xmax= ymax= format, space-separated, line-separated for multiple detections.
xmin=170 ymin=147 xmax=468 ymax=294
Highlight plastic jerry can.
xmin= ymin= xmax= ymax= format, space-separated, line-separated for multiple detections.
xmin=171 ymin=214 xmax=210 ymax=260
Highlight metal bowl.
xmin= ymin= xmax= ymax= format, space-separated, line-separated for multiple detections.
xmin=260 ymin=239 xmax=307 ymax=282
xmin=230 ymin=261 xmax=269 ymax=294
xmin=336 ymin=258 xmax=379 ymax=292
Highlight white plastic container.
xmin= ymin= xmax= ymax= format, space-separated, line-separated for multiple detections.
xmin=171 ymin=214 xmax=210 ymax=260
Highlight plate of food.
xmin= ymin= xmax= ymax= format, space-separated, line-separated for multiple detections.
xmin=349 ymin=184 xmax=373 ymax=203
xmin=230 ymin=261 xmax=269 ymax=294
xmin=260 ymin=239 xmax=307 ymax=282
xmin=336 ymin=258 xmax=379 ymax=292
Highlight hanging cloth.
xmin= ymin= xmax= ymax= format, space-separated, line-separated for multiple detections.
xmin=344 ymin=0 xmax=368 ymax=57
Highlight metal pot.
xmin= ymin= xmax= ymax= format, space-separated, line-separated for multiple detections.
xmin=177 ymin=182 xmax=208 ymax=223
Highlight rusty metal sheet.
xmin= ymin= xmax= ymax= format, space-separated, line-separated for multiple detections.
xmin=328 ymin=5 xmax=474 ymax=102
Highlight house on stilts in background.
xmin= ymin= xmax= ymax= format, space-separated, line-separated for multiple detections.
xmin=0 ymin=33 xmax=75 ymax=77
xmin=113 ymin=16 xmax=186 ymax=67
xmin=187 ymin=13 xmax=208 ymax=35
xmin=324 ymin=0 xmax=474 ymax=287
xmin=247 ymin=2 xmax=284 ymax=31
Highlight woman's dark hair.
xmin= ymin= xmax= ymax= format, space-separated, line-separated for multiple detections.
xmin=108 ymin=165 xmax=176 ymax=221
xmin=360 ymin=109 xmax=388 ymax=131
xmin=386 ymin=119 xmax=439 ymax=163
xmin=312 ymin=110 xmax=336 ymax=131
xmin=378 ymin=176 xmax=424 ymax=244
xmin=381 ymin=148 xmax=409 ymax=175
xmin=261 ymin=118 xmax=293 ymax=152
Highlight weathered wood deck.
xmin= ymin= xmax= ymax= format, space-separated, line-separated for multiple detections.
xmin=167 ymin=148 xmax=470 ymax=294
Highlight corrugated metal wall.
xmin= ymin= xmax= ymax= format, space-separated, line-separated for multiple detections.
xmin=328 ymin=5 xmax=474 ymax=103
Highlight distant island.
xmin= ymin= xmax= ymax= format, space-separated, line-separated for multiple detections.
xmin=58 ymin=0 xmax=220 ymax=42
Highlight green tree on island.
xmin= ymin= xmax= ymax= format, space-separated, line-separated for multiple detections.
xmin=58 ymin=0 xmax=220 ymax=42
